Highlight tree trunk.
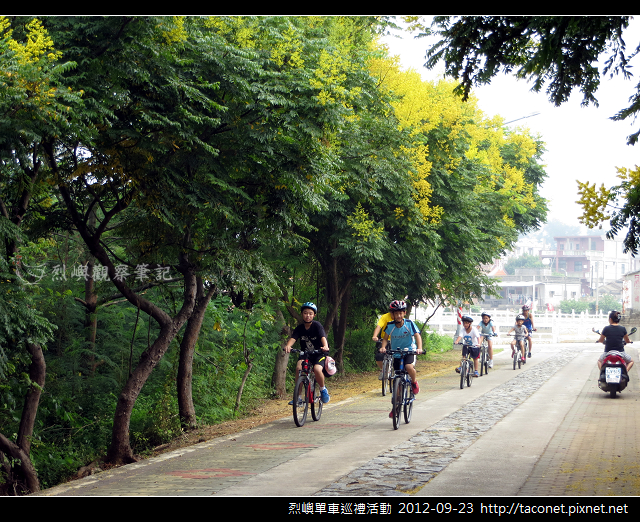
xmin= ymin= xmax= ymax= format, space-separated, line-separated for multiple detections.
xmin=332 ymin=282 xmax=352 ymax=372
xmin=107 ymin=312 xmax=193 ymax=464
xmin=0 ymin=434 xmax=40 ymax=495
xmin=0 ymin=342 xmax=46 ymax=495
xmin=177 ymin=278 xmax=216 ymax=430
xmin=272 ymin=309 xmax=292 ymax=398
xmin=105 ymin=266 xmax=197 ymax=465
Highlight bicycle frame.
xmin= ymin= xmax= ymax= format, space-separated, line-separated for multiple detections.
xmin=289 ymin=349 xmax=324 ymax=427
xmin=457 ymin=344 xmax=476 ymax=389
xmin=509 ymin=335 xmax=526 ymax=369
xmin=390 ymin=351 xmax=415 ymax=429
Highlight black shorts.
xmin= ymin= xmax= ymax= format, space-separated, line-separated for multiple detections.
xmin=298 ymin=351 xmax=326 ymax=369
xmin=374 ymin=341 xmax=386 ymax=361
xmin=462 ymin=345 xmax=480 ymax=359
xmin=393 ymin=353 xmax=416 ymax=370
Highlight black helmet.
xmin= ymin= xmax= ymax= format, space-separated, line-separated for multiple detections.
xmin=461 ymin=315 xmax=473 ymax=323
xmin=481 ymin=312 xmax=491 ymax=318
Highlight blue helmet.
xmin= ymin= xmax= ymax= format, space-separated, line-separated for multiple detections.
xmin=301 ymin=302 xmax=317 ymax=314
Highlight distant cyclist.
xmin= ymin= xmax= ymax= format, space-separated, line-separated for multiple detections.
xmin=284 ymin=302 xmax=331 ymax=404
xmin=508 ymin=314 xmax=528 ymax=363
xmin=521 ymin=305 xmax=536 ymax=357
xmin=379 ymin=300 xmax=423 ymax=415
xmin=478 ymin=312 xmax=497 ymax=369
xmin=455 ymin=315 xmax=481 ymax=377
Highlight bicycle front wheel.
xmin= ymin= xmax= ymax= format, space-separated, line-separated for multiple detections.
xmin=392 ymin=378 xmax=402 ymax=430
xmin=466 ymin=361 xmax=473 ymax=387
xmin=293 ymin=376 xmax=309 ymax=427
xmin=483 ymin=347 xmax=489 ymax=375
xmin=459 ymin=360 xmax=466 ymax=389
xmin=403 ymin=378 xmax=414 ymax=424
xmin=311 ymin=378 xmax=323 ymax=421
xmin=513 ymin=348 xmax=518 ymax=370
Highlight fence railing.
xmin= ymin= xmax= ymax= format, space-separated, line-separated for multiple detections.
xmin=414 ymin=307 xmax=627 ymax=344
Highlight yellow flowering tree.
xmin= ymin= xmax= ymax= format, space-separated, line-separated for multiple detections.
xmin=577 ymin=166 xmax=640 ymax=254
xmin=368 ymin=49 xmax=548 ymax=305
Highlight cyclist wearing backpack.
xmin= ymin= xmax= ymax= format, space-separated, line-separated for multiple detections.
xmin=284 ymin=302 xmax=331 ymax=404
xmin=521 ymin=305 xmax=536 ymax=357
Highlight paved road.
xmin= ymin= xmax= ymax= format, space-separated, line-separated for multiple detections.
xmin=36 ymin=342 xmax=640 ymax=497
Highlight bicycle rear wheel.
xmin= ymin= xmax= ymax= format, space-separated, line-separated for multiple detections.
xmin=403 ymin=378 xmax=414 ymax=424
xmin=311 ymin=378 xmax=323 ymax=421
xmin=293 ymin=376 xmax=309 ymax=427
xmin=392 ymin=378 xmax=402 ymax=430
xmin=381 ymin=357 xmax=391 ymax=396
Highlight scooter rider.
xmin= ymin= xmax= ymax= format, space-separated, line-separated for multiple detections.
xmin=596 ymin=310 xmax=634 ymax=373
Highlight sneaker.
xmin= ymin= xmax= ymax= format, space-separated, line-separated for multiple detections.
xmin=411 ymin=381 xmax=420 ymax=394
xmin=320 ymin=388 xmax=330 ymax=403
xmin=389 ymin=410 xmax=394 ymax=418
xmin=455 ymin=367 xmax=461 ymax=374
xmin=528 ymin=352 xmax=532 ymax=358
xmin=488 ymin=359 xmax=493 ymax=368
xmin=474 ymin=371 xmax=479 ymax=377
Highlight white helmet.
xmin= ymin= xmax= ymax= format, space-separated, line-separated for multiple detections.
xmin=324 ymin=356 xmax=337 ymax=376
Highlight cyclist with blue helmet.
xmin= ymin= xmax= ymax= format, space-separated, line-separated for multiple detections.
xmin=284 ymin=302 xmax=331 ymax=404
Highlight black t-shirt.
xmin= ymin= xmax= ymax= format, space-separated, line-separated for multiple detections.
xmin=602 ymin=324 xmax=627 ymax=352
xmin=291 ymin=320 xmax=327 ymax=352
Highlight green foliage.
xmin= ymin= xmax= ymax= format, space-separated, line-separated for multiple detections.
xmin=559 ymin=295 xmax=620 ymax=315
xmin=0 ymin=15 xmax=551 ymax=493
xmin=504 ymin=254 xmax=544 ymax=275
xmin=342 ymin=328 xmax=376 ymax=372
xmin=191 ymin=298 xmax=282 ymax=423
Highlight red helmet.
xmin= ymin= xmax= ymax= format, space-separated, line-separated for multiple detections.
xmin=389 ymin=300 xmax=407 ymax=312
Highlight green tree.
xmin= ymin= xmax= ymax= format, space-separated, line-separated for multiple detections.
xmin=424 ymin=15 xmax=640 ymax=254
xmin=0 ymin=16 xmax=81 ymax=494
xmin=504 ymin=254 xmax=544 ymax=275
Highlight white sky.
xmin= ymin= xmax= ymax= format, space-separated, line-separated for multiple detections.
xmin=380 ymin=17 xmax=640 ymax=232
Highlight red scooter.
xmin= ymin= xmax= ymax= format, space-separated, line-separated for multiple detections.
xmin=593 ymin=326 xmax=636 ymax=398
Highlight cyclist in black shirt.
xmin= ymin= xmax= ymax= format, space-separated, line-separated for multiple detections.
xmin=284 ymin=302 xmax=331 ymax=403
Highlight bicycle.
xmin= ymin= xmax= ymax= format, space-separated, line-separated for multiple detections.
xmin=456 ymin=343 xmax=476 ymax=389
xmin=390 ymin=350 xmax=416 ymax=430
xmin=509 ymin=335 xmax=526 ymax=370
xmin=479 ymin=333 xmax=496 ymax=376
xmin=288 ymin=349 xmax=325 ymax=427
xmin=378 ymin=341 xmax=394 ymax=396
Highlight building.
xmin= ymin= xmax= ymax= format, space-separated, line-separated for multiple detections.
xmin=481 ymin=268 xmax=582 ymax=310
xmin=540 ymin=234 xmax=640 ymax=297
